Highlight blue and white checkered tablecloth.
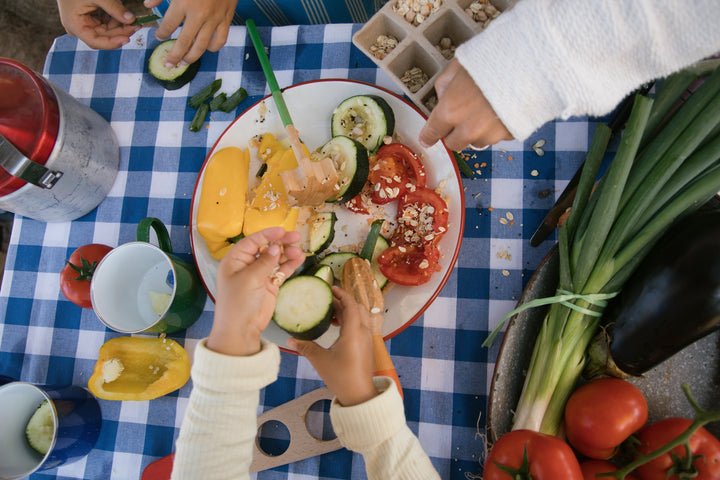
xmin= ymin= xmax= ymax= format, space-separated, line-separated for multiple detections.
xmin=0 ymin=24 xmax=598 ymax=480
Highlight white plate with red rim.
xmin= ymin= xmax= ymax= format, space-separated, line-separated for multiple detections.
xmin=190 ymin=79 xmax=465 ymax=353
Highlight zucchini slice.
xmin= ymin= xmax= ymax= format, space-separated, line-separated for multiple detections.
xmin=370 ymin=234 xmax=390 ymax=290
xmin=331 ymin=95 xmax=395 ymax=153
xmin=148 ymin=39 xmax=201 ymax=90
xmin=273 ymin=276 xmax=333 ymax=340
xmin=319 ymin=252 xmax=360 ymax=281
xmin=25 ymin=400 xmax=55 ymax=455
xmin=318 ymin=136 xmax=369 ymax=203
xmin=289 ymin=254 xmax=320 ymax=279
xmin=313 ymin=265 xmax=335 ymax=285
xmin=308 ymin=212 xmax=337 ymax=254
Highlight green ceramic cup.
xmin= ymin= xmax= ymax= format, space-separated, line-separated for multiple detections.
xmin=90 ymin=217 xmax=207 ymax=334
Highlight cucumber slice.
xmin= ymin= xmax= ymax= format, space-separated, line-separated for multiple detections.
xmin=148 ymin=40 xmax=201 ymax=90
xmin=273 ymin=276 xmax=333 ymax=340
xmin=313 ymin=265 xmax=335 ymax=285
xmin=331 ymin=95 xmax=395 ymax=153
xmin=319 ymin=136 xmax=369 ymax=203
xmin=359 ymin=219 xmax=384 ymax=261
xmin=308 ymin=212 xmax=337 ymax=254
xmin=289 ymin=254 xmax=320 ymax=279
xmin=25 ymin=400 xmax=55 ymax=455
xmin=370 ymin=235 xmax=390 ymax=290
xmin=319 ymin=252 xmax=360 ymax=280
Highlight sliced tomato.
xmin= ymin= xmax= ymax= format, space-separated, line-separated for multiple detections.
xmin=377 ymin=244 xmax=441 ymax=286
xmin=377 ymin=143 xmax=427 ymax=188
xmin=367 ymin=143 xmax=427 ymax=205
xmin=368 ymin=154 xmax=407 ymax=204
xmin=345 ymin=183 xmax=372 ymax=214
xmin=392 ymin=187 xmax=449 ymax=247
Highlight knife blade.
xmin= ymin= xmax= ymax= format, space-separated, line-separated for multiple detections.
xmin=529 ymin=83 xmax=653 ymax=247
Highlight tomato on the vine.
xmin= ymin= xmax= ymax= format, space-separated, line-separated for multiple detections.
xmin=367 ymin=143 xmax=427 ymax=204
xmin=634 ymin=418 xmax=720 ymax=480
xmin=565 ymin=377 xmax=648 ymax=459
xmin=483 ymin=429 xmax=583 ymax=480
xmin=60 ymin=243 xmax=113 ymax=308
xmin=580 ymin=460 xmax=639 ymax=480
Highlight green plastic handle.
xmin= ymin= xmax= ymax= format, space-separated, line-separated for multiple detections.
xmin=246 ymin=19 xmax=294 ymax=128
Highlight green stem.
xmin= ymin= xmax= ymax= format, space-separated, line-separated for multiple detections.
xmin=641 ymin=69 xmax=698 ymax=146
xmin=622 ymin=64 xmax=720 ymax=209
xmin=563 ymin=123 xmax=612 ymax=243
xmin=595 ymin=90 xmax=720 ymax=266
xmin=572 ymin=95 xmax=653 ymax=291
xmin=611 ymin=162 xmax=720 ymax=276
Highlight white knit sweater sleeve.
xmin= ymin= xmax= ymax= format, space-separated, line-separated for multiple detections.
xmin=456 ymin=0 xmax=720 ymax=140
xmin=170 ymin=339 xmax=280 ymax=480
xmin=330 ymin=377 xmax=441 ymax=480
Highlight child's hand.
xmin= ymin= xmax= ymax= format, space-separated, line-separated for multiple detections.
xmin=288 ymin=287 xmax=378 ymax=407
xmin=419 ymin=59 xmax=513 ymax=151
xmin=207 ymin=227 xmax=305 ymax=357
xmin=145 ymin=0 xmax=237 ymax=68
xmin=56 ymin=0 xmax=140 ymax=49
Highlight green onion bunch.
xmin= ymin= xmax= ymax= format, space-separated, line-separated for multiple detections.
xmin=494 ymin=62 xmax=720 ymax=435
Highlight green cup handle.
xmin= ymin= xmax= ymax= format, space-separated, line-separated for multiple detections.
xmin=136 ymin=217 xmax=173 ymax=254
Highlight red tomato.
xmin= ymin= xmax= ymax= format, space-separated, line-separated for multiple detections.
xmin=392 ymin=187 xmax=449 ymax=247
xmin=635 ymin=418 xmax=720 ymax=480
xmin=60 ymin=244 xmax=113 ymax=308
xmin=345 ymin=189 xmax=371 ymax=214
xmin=483 ymin=430 xmax=583 ymax=480
xmin=368 ymin=143 xmax=427 ymax=205
xmin=377 ymin=244 xmax=441 ymax=286
xmin=565 ymin=378 xmax=648 ymax=459
xmin=580 ymin=460 xmax=639 ymax=480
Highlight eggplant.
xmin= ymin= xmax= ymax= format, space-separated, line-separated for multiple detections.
xmin=585 ymin=207 xmax=720 ymax=378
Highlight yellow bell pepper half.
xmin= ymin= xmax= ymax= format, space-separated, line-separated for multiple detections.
xmin=243 ymin=140 xmax=303 ymax=236
xmin=197 ymin=146 xmax=250 ymax=258
xmin=88 ymin=336 xmax=191 ymax=401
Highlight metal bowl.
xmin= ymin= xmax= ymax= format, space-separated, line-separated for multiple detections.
xmin=487 ymin=203 xmax=720 ymax=444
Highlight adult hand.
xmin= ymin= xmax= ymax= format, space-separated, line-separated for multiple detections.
xmin=288 ymin=287 xmax=378 ymax=407
xmin=207 ymin=227 xmax=305 ymax=357
xmin=144 ymin=0 xmax=236 ymax=68
xmin=56 ymin=0 xmax=140 ymax=49
xmin=419 ymin=59 xmax=513 ymax=152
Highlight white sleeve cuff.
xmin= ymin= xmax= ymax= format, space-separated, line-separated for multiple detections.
xmin=329 ymin=377 xmax=405 ymax=453
xmin=191 ymin=338 xmax=280 ymax=392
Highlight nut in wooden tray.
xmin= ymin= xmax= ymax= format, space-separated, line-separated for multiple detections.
xmin=353 ymin=0 xmax=516 ymax=115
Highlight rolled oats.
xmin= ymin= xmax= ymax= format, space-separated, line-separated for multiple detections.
xmin=401 ymin=66 xmax=429 ymax=93
xmin=369 ymin=34 xmax=399 ymax=60
xmin=393 ymin=0 xmax=443 ymax=26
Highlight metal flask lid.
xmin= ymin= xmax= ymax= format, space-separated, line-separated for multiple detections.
xmin=0 ymin=58 xmax=62 ymax=193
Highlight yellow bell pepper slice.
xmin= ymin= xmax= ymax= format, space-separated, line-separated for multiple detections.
xmin=88 ymin=336 xmax=190 ymax=401
xmin=197 ymin=146 xmax=250 ymax=254
xmin=257 ymin=133 xmax=285 ymax=162
xmin=243 ymin=146 xmax=303 ymax=236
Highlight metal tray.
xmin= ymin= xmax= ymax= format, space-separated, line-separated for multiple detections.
xmin=488 ymin=200 xmax=720 ymax=444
